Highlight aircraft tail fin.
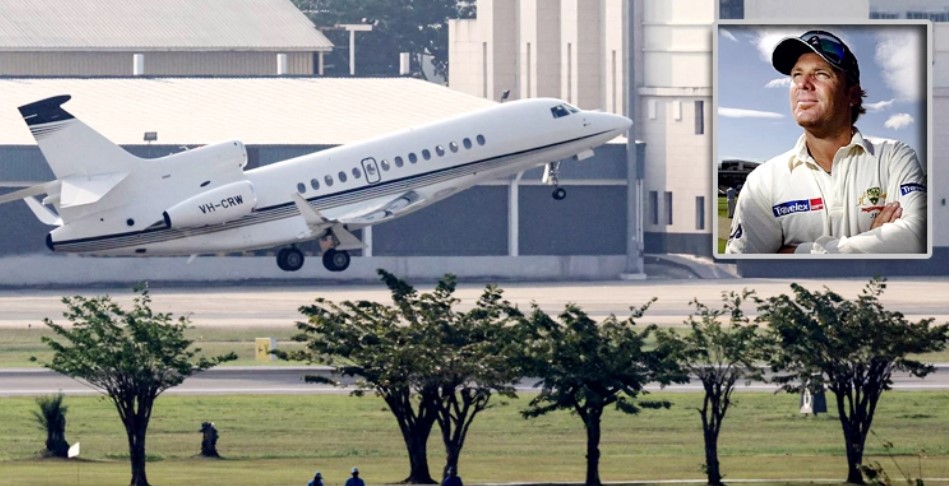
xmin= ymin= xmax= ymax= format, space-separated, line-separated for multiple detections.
xmin=18 ymin=95 xmax=141 ymax=179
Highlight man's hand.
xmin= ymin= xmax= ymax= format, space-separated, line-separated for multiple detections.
xmin=870 ymin=201 xmax=902 ymax=230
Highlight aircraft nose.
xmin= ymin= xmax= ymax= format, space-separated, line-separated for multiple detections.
xmin=598 ymin=112 xmax=632 ymax=136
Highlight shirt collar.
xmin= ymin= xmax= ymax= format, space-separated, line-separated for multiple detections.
xmin=787 ymin=128 xmax=870 ymax=172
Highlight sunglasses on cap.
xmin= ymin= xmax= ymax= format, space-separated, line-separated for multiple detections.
xmin=802 ymin=30 xmax=847 ymax=65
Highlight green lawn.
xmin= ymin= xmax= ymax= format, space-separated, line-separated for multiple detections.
xmin=1 ymin=391 xmax=947 ymax=486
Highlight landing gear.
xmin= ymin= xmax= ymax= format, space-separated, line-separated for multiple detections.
xmin=543 ymin=161 xmax=566 ymax=201
xmin=276 ymin=246 xmax=304 ymax=272
xmin=322 ymin=248 xmax=351 ymax=272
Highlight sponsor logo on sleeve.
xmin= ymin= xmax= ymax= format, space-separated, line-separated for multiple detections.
xmin=729 ymin=223 xmax=743 ymax=240
xmin=772 ymin=198 xmax=824 ymax=218
xmin=900 ymin=183 xmax=926 ymax=196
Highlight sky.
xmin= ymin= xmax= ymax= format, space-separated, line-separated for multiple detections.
xmin=716 ymin=24 xmax=928 ymax=169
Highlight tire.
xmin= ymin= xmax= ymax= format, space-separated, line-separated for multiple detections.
xmin=552 ymin=187 xmax=567 ymax=200
xmin=322 ymin=249 xmax=351 ymax=272
xmin=276 ymin=247 xmax=305 ymax=272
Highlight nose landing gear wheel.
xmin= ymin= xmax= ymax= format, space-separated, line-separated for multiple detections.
xmin=552 ymin=187 xmax=567 ymax=200
xmin=276 ymin=247 xmax=305 ymax=272
xmin=322 ymin=248 xmax=351 ymax=272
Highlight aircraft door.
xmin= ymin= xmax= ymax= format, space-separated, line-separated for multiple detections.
xmin=361 ymin=157 xmax=382 ymax=184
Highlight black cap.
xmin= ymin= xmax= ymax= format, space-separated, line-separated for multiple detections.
xmin=772 ymin=30 xmax=860 ymax=84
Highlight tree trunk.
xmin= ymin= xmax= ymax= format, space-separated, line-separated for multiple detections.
xmin=46 ymin=427 xmax=69 ymax=458
xmin=128 ymin=425 xmax=149 ymax=486
xmin=402 ymin=431 xmax=436 ymax=484
xmin=583 ymin=411 xmax=603 ymax=486
xmin=844 ymin=431 xmax=866 ymax=485
xmin=445 ymin=442 xmax=461 ymax=478
xmin=703 ymin=427 xmax=723 ymax=486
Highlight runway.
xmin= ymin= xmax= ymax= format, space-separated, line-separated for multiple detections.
xmin=4 ymin=277 xmax=949 ymax=328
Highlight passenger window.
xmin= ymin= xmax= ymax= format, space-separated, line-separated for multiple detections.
xmin=310 ymin=178 xmax=320 ymax=190
xmin=449 ymin=142 xmax=459 ymax=153
xmin=296 ymin=183 xmax=306 ymax=194
xmin=408 ymin=153 xmax=418 ymax=164
xmin=381 ymin=159 xmax=391 ymax=171
xmin=422 ymin=149 xmax=431 ymax=161
xmin=338 ymin=171 xmax=348 ymax=183
xmin=476 ymin=134 xmax=486 ymax=146
xmin=353 ymin=167 xmax=362 ymax=178
xmin=436 ymin=145 xmax=445 ymax=156
xmin=325 ymin=175 xmax=334 ymax=186
xmin=463 ymin=138 xmax=472 ymax=149
xmin=394 ymin=156 xmax=404 ymax=167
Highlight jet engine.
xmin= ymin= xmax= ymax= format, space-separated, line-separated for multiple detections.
xmin=162 ymin=180 xmax=257 ymax=229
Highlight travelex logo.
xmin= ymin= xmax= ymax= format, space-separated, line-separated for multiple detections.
xmin=772 ymin=198 xmax=824 ymax=218
xmin=900 ymin=183 xmax=926 ymax=196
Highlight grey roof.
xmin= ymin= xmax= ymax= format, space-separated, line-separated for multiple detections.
xmin=0 ymin=0 xmax=333 ymax=51
xmin=0 ymin=77 xmax=496 ymax=146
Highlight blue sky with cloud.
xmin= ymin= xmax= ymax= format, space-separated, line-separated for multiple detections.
xmin=716 ymin=24 xmax=927 ymax=169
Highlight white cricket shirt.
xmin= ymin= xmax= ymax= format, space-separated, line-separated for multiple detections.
xmin=725 ymin=129 xmax=927 ymax=254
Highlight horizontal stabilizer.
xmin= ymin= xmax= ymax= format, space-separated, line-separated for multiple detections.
xmin=24 ymin=197 xmax=62 ymax=226
xmin=0 ymin=183 xmax=51 ymax=206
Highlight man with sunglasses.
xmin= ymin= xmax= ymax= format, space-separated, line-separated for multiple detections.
xmin=725 ymin=30 xmax=927 ymax=254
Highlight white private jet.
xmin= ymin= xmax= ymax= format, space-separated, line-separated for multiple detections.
xmin=1 ymin=95 xmax=630 ymax=272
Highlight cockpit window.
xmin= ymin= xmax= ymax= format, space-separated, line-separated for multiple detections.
xmin=550 ymin=103 xmax=580 ymax=119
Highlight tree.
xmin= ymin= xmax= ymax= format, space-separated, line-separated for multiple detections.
xmin=36 ymin=285 xmax=236 ymax=486
xmin=413 ymin=275 xmax=521 ymax=477
xmin=33 ymin=393 xmax=70 ymax=458
xmin=759 ymin=278 xmax=949 ymax=485
xmin=294 ymin=0 xmax=475 ymax=79
xmin=515 ymin=302 xmax=687 ymax=486
xmin=286 ymin=270 xmax=521 ymax=483
xmin=655 ymin=290 xmax=767 ymax=486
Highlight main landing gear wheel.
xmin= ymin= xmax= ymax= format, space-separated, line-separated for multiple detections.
xmin=552 ymin=187 xmax=567 ymax=200
xmin=322 ymin=248 xmax=351 ymax=272
xmin=276 ymin=247 xmax=305 ymax=272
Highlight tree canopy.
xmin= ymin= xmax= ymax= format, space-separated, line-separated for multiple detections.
xmin=759 ymin=278 xmax=949 ymax=484
xmin=37 ymin=285 xmax=236 ymax=486
xmin=515 ymin=302 xmax=687 ymax=486
xmin=655 ymin=289 xmax=767 ymax=486
xmin=294 ymin=0 xmax=475 ymax=79
xmin=287 ymin=270 xmax=521 ymax=482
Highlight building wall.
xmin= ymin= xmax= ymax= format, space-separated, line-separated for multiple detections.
xmin=743 ymin=0 xmax=868 ymax=19
xmin=0 ymin=51 xmax=315 ymax=76
xmin=518 ymin=0 xmax=561 ymax=100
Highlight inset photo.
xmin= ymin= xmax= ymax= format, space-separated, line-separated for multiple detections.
xmin=714 ymin=22 xmax=931 ymax=258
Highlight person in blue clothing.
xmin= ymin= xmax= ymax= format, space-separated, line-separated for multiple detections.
xmin=442 ymin=467 xmax=463 ymax=486
xmin=345 ymin=467 xmax=365 ymax=486
xmin=307 ymin=471 xmax=324 ymax=486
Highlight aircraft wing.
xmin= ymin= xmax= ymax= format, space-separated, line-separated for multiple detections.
xmin=333 ymin=190 xmax=426 ymax=225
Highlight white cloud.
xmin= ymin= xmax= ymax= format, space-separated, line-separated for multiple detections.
xmin=753 ymin=28 xmax=805 ymax=64
xmin=864 ymin=99 xmax=895 ymax=112
xmin=718 ymin=107 xmax=784 ymax=119
xmin=765 ymin=77 xmax=791 ymax=88
xmin=720 ymin=28 xmax=738 ymax=43
xmin=875 ymin=29 xmax=923 ymax=101
xmin=884 ymin=113 xmax=914 ymax=130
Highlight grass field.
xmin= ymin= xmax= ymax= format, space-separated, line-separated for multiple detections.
xmin=1 ymin=391 xmax=947 ymax=486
